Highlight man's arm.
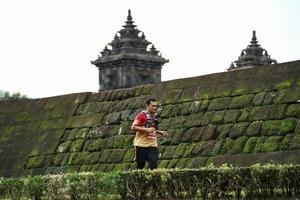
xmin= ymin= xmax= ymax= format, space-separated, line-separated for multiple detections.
xmin=156 ymin=130 xmax=168 ymax=137
xmin=131 ymin=119 xmax=155 ymax=134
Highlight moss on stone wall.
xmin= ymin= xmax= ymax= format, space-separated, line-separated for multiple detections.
xmin=1 ymin=60 xmax=300 ymax=177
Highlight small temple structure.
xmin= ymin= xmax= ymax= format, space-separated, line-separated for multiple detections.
xmin=91 ymin=10 xmax=168 ymax=91
xmin=228 ymin=30 xmax=277 ymax=71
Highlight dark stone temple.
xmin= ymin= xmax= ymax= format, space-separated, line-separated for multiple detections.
xmin=228 ymin=30 xmax=277 ymax=71
xmin=91 ymin=10 xmax=168 ymax=91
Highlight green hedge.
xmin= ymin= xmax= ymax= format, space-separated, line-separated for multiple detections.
xmin=1 ymin=164 xmax=300 ymax=199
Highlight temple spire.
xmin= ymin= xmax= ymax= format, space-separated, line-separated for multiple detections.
xmin=91 ymin=9 xmax=168 ymax=91
xmin=123 ymin=9 xmax=136 ymax=28
xmin=228 ymin=30 xmax=277 ymax=71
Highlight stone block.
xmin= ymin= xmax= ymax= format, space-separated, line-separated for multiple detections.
xmin=260 ymin=136 xmax=283 ymax=152
xmin=211 ymin=110 xmax=226 ymax=124
xmin=279 ymin=134 xmax=294 ymax=151
xmin=290 ymin=134 xmax=300 ymax=150
xmin=160 ymin=105 xmax=174 ymax=118
xmin=248 ymin=106 xmax=271 ymax=121
xmin=57 ymin=141 xmax=72 ymax=153
xmin=201 ymin=125 xmax=217 ymax=141
xmin=211 ymin=140 xmax=224 ymax=156
xmin=229 ymin=122 xmax=250 ymax=139
xmin=183 ymin=143 xmax=196 ymax=157
xmin=173 ymin=143 xmax=187 ymax=159
xmin=171 ymin=129 xmax=184 ymax=145
xmin=162 ymin=89 xmax=182 ymax=104
xmin=179 ymin=87 xmax=197 ymax=102
xmin=253 ymin=92 xmax=266 ymax=106
xmin=123 ymin=149 xmax=135 ymax=162
xmin=224 ymin=109 xmax=241 ymax=123
xmin=99 ymin=150 xmax=111 ymax=163
xmin=261 ymin=120 xmax=281 ymax=136
xmin=158 ymin=160 xmax=170 ymax=168
xmin=181 ymin=102 xmax=192 ymax=116
xmin=184 ymin=113 xmax=204 ymax=128
xmin=201 ymin=112 xmax=214 ymax=126
xmin=167 ymin=159 xmax=179 ymax=168
xmin=185 ymin=157 xmax=207 ymax=168
xmin=246 ymin=121 xmax=262 ymax=137
xmin=263 ymin=91 xmax=278 ymax=105
xmin=253 ymin=136 xmax=267 ymax=153
xmin=238 ymin=107 xmax=251 ymax=122
xmin=161 ymin=146 xmax=177 ymax=160
xmin=180 ymin=128 xmax=194 ymax=143
xmin=285 ymin=104 xmax=300 ymax=118
xmin=230 ymin=136 xmax=248 ymax=154
xmin=230 ymin=94 xmax=254 ymax=109
xmin=69 ymin=139 xmax=86 ymax=152
xmin=175 ymin=158 xmax=189 ymax=169
xmin=219 ymin=138 xmax=234 ymax=154
xmin=268 ymin=104 xmax=287 ymax=120
xmin=208 ymin=97 xmax=232 ymax=111
xmin=217 ymin=124 xmax=233 ymax=139
xmin=189 ymin=101 xmax=201 ymax=114
xmin=190 ymin=127 xmax=205 ymax=142
xmin=26 ymin=156 xmax=45 ymax=169
xmin=279 ymin=118 xmax=297 ymax=135
xmin=243 ymin=137 xmax=258 ymax=153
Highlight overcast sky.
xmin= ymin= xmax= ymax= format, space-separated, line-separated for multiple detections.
xmin=0 ymin=0 xmax=299 ymax=98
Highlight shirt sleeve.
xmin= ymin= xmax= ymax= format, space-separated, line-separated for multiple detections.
xmin=135 ymin=112 xmax=147 ymax=125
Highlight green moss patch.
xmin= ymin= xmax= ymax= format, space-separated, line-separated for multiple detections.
xmin=230 ymin=94 xmax=254 ymax=109
xmin=57 ymin=141 xmax=72 ymax=153
xmin=26 ymin=156 xmax=45 ymax=169
xmin=279 ymin=118 xmax=297 ymax=135
xmin=246 ymin=121 xmax=262 ymax=137
xmin=253 ymin=92 xmax=266 ymax=106
xmin=162 ymin=90 xmax=182 ymax=104
xmin=260 ymin=136 xmax=283 ymax=152
xmin=243 ymin=137 xmax=258 ymax=153
xmin=262 ymin=120 xmax=281 ymax=136
xmin=161 ymin=146 xmax=177 ymax=160
xmin=217 ymin=124 xmax=233 ymax=139
xmin=211 ymin=110 xmax=226 ymax=124
xmin=173 ymin=143 xmax=187 ymax=159
xmin=253 ymin=137 xmax=267 ymax=153
xmin=279 ymin=134 xmax=293 ymax=151
xmin=285 ymin=104 xmax=300 ymax=118
xmin=70 ymin=139 xmax=86 ymax=152
xmin=263 ymin=91 xmax=278 ymax=105
xmin=180 ymin=87 xmax=196 ymax=102
xmin=158 ymin=160 xmax=170 ymax=168
xmin=208 ymin=97 xmax=232 ymax=111
xmin=201 ymin=125 xmax=217 ymax=141
xmin=189 ymin=101 xmax=201 ymax=114
xmin=123 ymin=149 xmax=135 ymax=162
xmin=248 ymin=106 xmax=271 ymax=121
xmin=201 ymin=112 xmax=214 ymax=126
xmin=229 ymin=122 xmax=250 ymax=139
xmin=268 ymin=104 xmax=287 ymax=120
xmin=190 ymin=127 xmax=206 ymax=142
xmin=219 ymin=138 xmax=234 ymax=154
xmin=230 ymin=136 xmax=248 ymax=154
xmin=224 ymin=109 xmax=241 ymax=123
xmin=184 ymin=113 xmax=204 ymax=128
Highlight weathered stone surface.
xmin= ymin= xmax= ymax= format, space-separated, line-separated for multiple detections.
xmin=1 ymin=60 xmax=300 ymax=177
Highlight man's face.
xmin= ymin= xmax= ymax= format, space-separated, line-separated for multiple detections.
xmin=146 ymin=101 xmax=158 ymax=114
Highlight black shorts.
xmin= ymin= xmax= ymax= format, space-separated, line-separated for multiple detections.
xmin=135 ymin=146 xmax=159 ymax=170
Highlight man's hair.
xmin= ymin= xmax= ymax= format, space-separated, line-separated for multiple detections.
xmin=145 ymin=97 xmax=156 ymax=106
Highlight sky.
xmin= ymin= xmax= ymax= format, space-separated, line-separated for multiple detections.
xmin=0 ymin=0 xmax=299 ymax=98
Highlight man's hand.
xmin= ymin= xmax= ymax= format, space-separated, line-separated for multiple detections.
xmin=145 ymin=127 xmax=156 ymax=133
xmin=157 ymin=130 xmax=168 ymax=137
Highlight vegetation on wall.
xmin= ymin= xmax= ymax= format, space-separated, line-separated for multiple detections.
xmin=1 ymin=164 xmax=300 ymax=200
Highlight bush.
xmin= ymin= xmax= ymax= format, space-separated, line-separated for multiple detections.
xmin=1 ymin=164 xmax=300 ymax=199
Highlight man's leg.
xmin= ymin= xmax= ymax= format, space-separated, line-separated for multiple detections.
xmin=148 ymin=147 xmax=159 ymax=170
xmin=136 ymin=146 xmax=147 ymax=169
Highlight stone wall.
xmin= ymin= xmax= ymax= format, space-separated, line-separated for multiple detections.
xmin=1 ymin=60 xmax=300 ymax=177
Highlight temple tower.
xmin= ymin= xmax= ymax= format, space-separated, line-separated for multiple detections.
xmin=91 ymin=10 xmax=168 ymax=91
xmin=228 ymin=30 xmax=277 ymax=71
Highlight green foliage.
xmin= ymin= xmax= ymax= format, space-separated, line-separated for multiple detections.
xmin=1 ymin=164 xmax=300 ymax=199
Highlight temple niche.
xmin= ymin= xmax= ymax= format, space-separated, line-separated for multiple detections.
xmin=91 ymin=10 xmax=168 ymax=91
xmin=228 ymin=30 xmax=277 ymax=71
